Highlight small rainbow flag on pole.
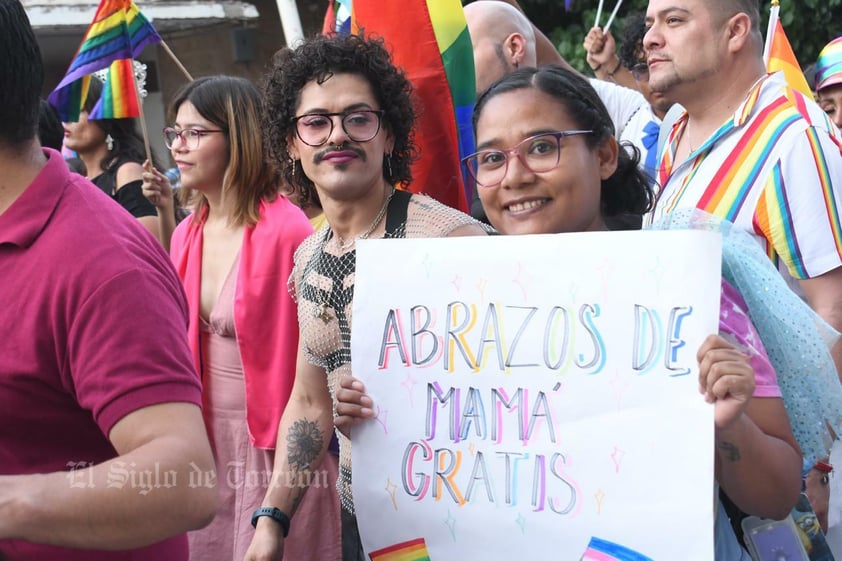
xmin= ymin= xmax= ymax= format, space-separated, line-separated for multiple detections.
xmin=348 ymin=0 xmax=475 ymax=213
xmin=580 ymin=536 xmax=653 ymax=561
xmin=369 ymin=537 xmax=431 ymax=561
xmin=88 ymin=59 xmax=141 ymax=119
xmin=48 ymin=0 xmax=161 ymax=121
xmin=323 ymin=0 xmax=351 ymax=35
xmin=762 ymin=0 xmax=812 ymax=98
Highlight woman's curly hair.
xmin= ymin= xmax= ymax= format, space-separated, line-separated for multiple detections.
xmin=262 ymin=32 xmax=417 ymax=203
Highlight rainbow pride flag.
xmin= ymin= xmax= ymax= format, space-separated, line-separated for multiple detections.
xmin=580 ymin=537 xmax=653 ymax=561
xmin=765 ymin=19 xmax=812 ymax=97
xmin=369 ymin=537 xmax=431 ymax=561
xmin=48 ymin=0 xmax=160 ymax=121
xmin=349 ymin=0 xmax=475 ymax=213
xmin=88 ymin=59 xmax=141 ymax=119
xmin=323 ymin=0 xmax=351 ymax=35
xmin=51 ymin=75 xmax=94 ymax=124
xmin=762 ymin=1 xmax=812 ymax=98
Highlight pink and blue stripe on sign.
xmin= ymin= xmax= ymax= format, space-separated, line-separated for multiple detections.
xmin=581 ymin=537 xmax=653 ymax=561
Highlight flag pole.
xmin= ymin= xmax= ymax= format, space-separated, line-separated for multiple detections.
xmin=603 ymin=0 xmax=624 ymax=33
xmin=136 ymin=94 xmax=153 ymax=164
xmin=159 ymin=40 xmax=193 ymax=81
xmin=762 ymin=0 xmax=780 ymax=65
xmin=276 ymin=0 xmax=304 ymax=47
xmin=128 ymin=59 xmax=153 ymax=163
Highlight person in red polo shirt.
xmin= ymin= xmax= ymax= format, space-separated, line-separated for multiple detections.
xmin=0 ymin=2 xmax=217 ymax=560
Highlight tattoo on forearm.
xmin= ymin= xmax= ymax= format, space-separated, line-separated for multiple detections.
xmin=291 ymin=489 xmax=304 ymax=513
xmin=718 ymin=441 xmax=741 ymax=461
xmin=286 ymin=419 xmax=324 ymax=471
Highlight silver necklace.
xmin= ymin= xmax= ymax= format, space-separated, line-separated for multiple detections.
xmin=314 ymin=187 xmax=396 ymax=324
xmin=333 ymin=186 xmax=396 ymax=250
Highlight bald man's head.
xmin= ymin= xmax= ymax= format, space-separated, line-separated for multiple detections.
xmin=464 ymin=1 xmax=537 ymax=95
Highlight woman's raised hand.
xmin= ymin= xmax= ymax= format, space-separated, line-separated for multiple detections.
xmin=141 ymin=160 xmax=174 ymax=210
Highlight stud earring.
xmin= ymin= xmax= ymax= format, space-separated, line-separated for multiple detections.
xmin=105 ymin=134 xmax=114 ymax=151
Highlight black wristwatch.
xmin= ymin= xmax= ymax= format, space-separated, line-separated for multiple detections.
xmin=251 ymin=507 xmax=290 ymax=537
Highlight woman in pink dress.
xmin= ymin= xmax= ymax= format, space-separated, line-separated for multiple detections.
xmin=142 ymin=75 xmax=342 ymax=561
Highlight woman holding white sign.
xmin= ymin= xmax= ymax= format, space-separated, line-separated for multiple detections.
xmin=336 ymin=66 xmax=837 ymax=561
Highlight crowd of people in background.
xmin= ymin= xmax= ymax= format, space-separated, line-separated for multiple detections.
xmin=3 ymin=0 xmax=842 ymax=559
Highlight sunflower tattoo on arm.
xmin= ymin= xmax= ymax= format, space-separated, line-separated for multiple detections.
xmin=286 ymin=419 xmax=324 ymax=471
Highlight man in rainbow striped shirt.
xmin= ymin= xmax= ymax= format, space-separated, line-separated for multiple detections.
xmin=644 ymin=0 xmax=842 ymax=364
xmin=645 ymin=0 xmax=842 ymax=542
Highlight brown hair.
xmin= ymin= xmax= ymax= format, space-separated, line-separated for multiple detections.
xmin=170 ymin=75 xmax=278 ymax=226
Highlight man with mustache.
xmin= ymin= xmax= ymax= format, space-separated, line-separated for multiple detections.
xmin=643 ymin=0 xmax=842 ymax=540
xmin=644 ymin=0 xmax=842 ymax=359
xmin=245 ymin=32 xmax=488 ymax=561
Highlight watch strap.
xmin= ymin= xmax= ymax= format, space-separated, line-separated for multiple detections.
xmin=251 ymin=507 xmax=290 ymax=537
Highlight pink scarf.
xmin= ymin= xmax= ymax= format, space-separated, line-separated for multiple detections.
xmin=170 ymin=196 xmax=313 ymax=448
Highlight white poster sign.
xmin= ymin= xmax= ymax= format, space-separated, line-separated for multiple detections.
xmin=351 ymin=231 xmax=721 ymax=560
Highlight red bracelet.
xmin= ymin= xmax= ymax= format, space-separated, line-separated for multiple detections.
xmin=814 ymin=460 xmax=833 ymax=473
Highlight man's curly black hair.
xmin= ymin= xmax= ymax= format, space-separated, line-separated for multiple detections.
xmin=618 ymin=12 xmax=647 ymax=71
xmin=262 ymin=32 xmax=417 ymax=202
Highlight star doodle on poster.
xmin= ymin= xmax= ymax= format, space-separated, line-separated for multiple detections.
xmin=452 ymin=274 xmax=462 ymax=292
xmin=513 ymin=263 xmax=528 ymax=300
xmin=568 ymin=283 xmax=580 ymax=302
xmin=649 ymin=255 xmax=666 ymax=291
xmin=476 ymin=277 xmax=488 ymax=302
xmin=401 ymin=372 xmax=418 ymax=407
xmin=595 ymin=258 xmax=614 ymax=297
xmin=422 ymin=253 xmax=433 ymax=278
xmin=373 ymin=405 xmax=389 ymax=434
xmin=515 ymin=512 xmax=527 ymax=534
xmin=444 ymin=509 xmax=457 ymax=540
xmin=595 ymin=488 xmax=606 ymax=514
xmin=385 ymin=477 xmax=398 ymax=510
xmin=608 ymin=369 xmax=629 ymax=410
xmin=610 ymin=447 xmax=626 ymax=473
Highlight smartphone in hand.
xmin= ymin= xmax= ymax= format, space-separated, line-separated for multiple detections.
xmin=742 ymin=515 xmax=810 ymax=561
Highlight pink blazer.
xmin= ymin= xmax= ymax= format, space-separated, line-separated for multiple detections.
xmin=170 ymin=196 xmax=313 ymax=448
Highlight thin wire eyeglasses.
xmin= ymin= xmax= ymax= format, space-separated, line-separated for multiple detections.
xmin=162 ymin=127 xmax=225 ymax=150
xmin=462 ymin=130 xmax=593 ymax=188
xmin=292 ymin=110 xmax=384 ymax=147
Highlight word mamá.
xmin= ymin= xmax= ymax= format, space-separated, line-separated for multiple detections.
xmin=378 ymin=302 xmax=695 ymax=375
